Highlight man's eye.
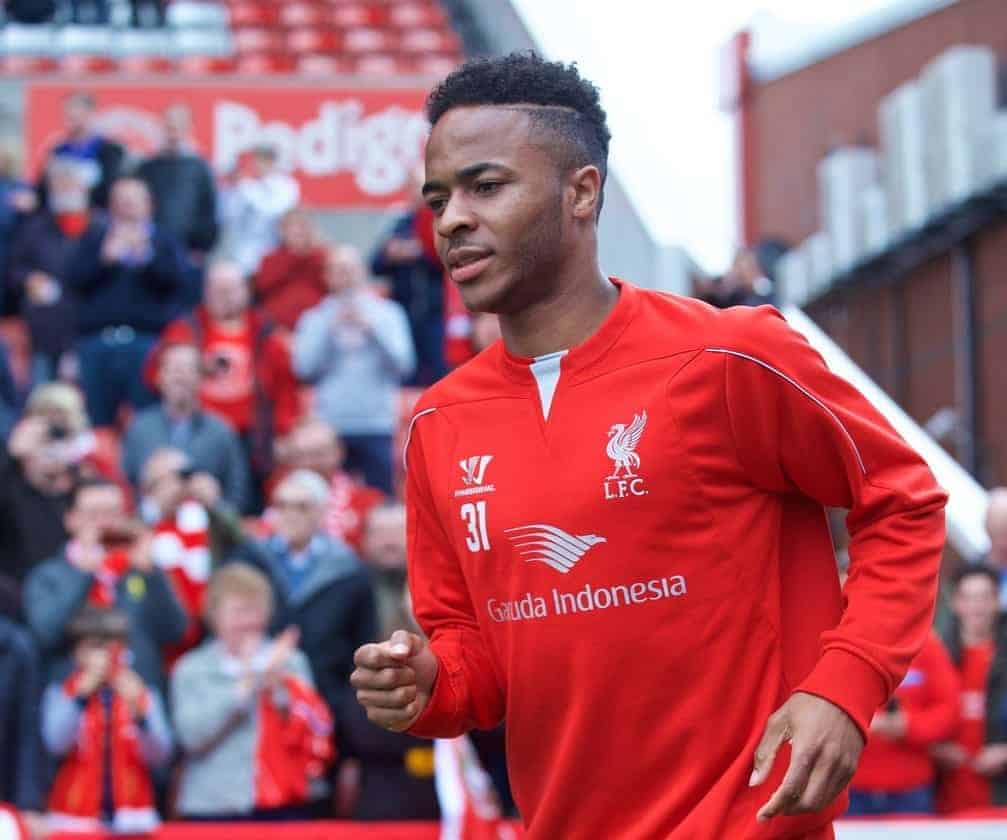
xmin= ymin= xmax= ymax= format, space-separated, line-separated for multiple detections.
xmin=475 ymin=181 xmax=501 ymax=194
xmin=427 ymin=197 xmax=447 ymax=213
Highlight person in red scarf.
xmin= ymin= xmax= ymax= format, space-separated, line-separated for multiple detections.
xmin=254 ymin=207 xmax=327 ymax=331
xmin=172 ymin=564 xmax=333 ymax=821
xmin=42 ymin=605 xmax=173 ymax=835
xmin=7 ymin=156 xmax=91 ymax=383
xmin=266 ymin=417 xmax=383 ymax=551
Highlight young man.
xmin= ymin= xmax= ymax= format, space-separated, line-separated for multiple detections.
xmin=351 ymin=53 xmax=948 ymax=839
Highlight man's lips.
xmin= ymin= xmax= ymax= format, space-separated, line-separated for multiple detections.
xmin=446 ymin=248 xmax=494 ymax=283
xmin=450 ymin=255 xmax=493 ymax=283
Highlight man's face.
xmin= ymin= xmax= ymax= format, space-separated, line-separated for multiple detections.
xmin=213 ymin=594 xmax=269 ymax=653
xmin=281 ymin=212 xmax=313 ymax=252
xmin=158 ymin=346 xmax=201 ymax=406
xmin=288 ymin=424 xmax=343 ymax=477
xmin=361 ymin=507 xmax=407 ymax=571
xmin=423 ymin=106 xmax=566 ymax=314
xmin=205 ymin=264 xmax=249 ymax=322
xmin=325 ymin=247 xmax=364 ymax=295
xmin=952 ymin=574 xmax=999 ymax=639
xmin=47 ymin=165 xmax=89 ymax=213
xmin=272 ymin=484 xmax=324 ymax=548
xmin=110 ymin=180 xmax=151 ymax=225
xmin=163 ymin=105 xmax=190 ymax=149
xmin=141 ymin=451 xmax=188 ymax=519
xmin=66 ymin=485 xmax=127 ymax=539
xmin=64 ymin=96 xmax=93 ymax=137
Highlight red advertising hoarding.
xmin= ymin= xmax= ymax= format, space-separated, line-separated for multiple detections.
xmin=25 ymin=81 xmax=430 ymax=207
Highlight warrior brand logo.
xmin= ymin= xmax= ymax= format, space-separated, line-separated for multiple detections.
xmin=604 ymin=410 xmax=648 ymax=499
xmin=454 ymin=455 xmax=496 ymax=497
xmin=505 ymin=524 xmax=607 ymax=574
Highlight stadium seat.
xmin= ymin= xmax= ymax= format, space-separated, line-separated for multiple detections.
xmin=389 ymin=3 xmax=447 ymax=29
xmin=166 ymin=1 xmax=230 ymax=29
xmin=115 ymin=28 xmax=175 ymax=57
xmin=117 ymin=55 xmax=176 ymax=73
xmin=225 ymin=2 xmax=280 ymax=27
xmin=236 ymin=52 xmax=297 ymax=74
xmin=286 ymin=28 xmax=341 ymax=55
xmin=329 ymin=3 xmax=388 ymax=28
xmin=352 ymin=53 xmax=401 ymax=77
xmin=409 ymin=52 xmax=459 ymax=78
xmin=177 ymin=54 xmax=238 ymax=74
xmin=295 ymin=53 xmax=352 ymax=76
xmin=60 ymin=54 xmax=119 ymax=73
xmin=342 ymin=26 xmax=397 ymax=54
xmin=233 ymin=27 xmax=284 ymax=54
xmin=0 ymin=24 xmax=56 ymax=55
xmin=57 ymin=24 xmax=114 ymax=56
xmin=1 ymin=55 xmax=59 ymax=75
xmin=173 ymin=27 xmax=234 ymax=56
xmin=279 ymin=3 xmax=327 ymax=28
xmin=399 ymin=27 xmax=459 ymax=55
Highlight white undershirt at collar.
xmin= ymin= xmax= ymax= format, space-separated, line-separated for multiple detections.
xmin=529 ymin=350 xmax=568 ymax=420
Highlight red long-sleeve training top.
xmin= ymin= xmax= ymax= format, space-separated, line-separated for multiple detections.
xmin=404 ymin=279 xmax=947 ymax=839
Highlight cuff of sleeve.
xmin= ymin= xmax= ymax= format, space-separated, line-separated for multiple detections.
xmin=794 ymin=648 xmax=889 ymax=742
xmin=407 ymin=651 xmax=461 ymax=739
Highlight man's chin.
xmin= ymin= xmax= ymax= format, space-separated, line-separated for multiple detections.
xmin=456 ymin=274 xmax=511 ymax=315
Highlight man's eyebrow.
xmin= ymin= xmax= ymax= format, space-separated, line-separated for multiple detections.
xmin=422 ymin=162 xmax=513 ymax=195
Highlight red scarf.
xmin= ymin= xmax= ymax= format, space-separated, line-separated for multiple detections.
xmin=67 ymin=545 xmax=131 ymax=607
xmin=254 ymin=675 xmax=334 ymax=809
xmin=47 ymin=675 xmax=156 ymax=821
xmin=55 ymin=210 xmax=89 ymax=238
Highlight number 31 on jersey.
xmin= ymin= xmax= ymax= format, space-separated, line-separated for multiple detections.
xmin=461 ymin=501 xmax=490 ymax=552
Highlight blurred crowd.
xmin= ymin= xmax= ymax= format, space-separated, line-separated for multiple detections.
xmin=0 ymin=88 xmax=507 ymax=834
xmin=1 ymin=86 xmax=1006 ymax=835
xmin=1 ymin=1 xmax=166 ymax=27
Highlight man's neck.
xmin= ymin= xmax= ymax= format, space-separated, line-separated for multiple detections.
xmin=164 ymin=401 xmax=196 ymax=421
xmin=499 ymin=263 xmax=616 ymax=359
xmin=213 ymin=313 xmax=247 ymax=333
xmin=961 ymin=625 xmax=994 ymax=647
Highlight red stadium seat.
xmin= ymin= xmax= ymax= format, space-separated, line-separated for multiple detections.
xmin=279 ymin=3 xmax=327 ymax=28
xmin=399 ymin=27 xmax=459 ymax=55
xmin=236 ymin=52 xmax=297 ymax=74
xmin=117 ymin=55 xmax=176 ymax=74
xmin=1 ymin=55 xmax=58 ymax=75
xmin=60 ymin=55 xmax=119 ymax=74
xmin=342 ymin=26 xmax=397 ymax=54
xmin=408 ymin=52 xmax=459 ymax=78
xmin=352 ymin=53 xmax=401 ymax=77
xmin=226 ymin=2 xmax=280 ymax=27
xmin=389 ymin=3 xmax=447 ymax=29
xmin=234 ymin=27 xmax=285 ymax=54
xmin=286 ymin=28 xmax=342 ymax=54
xmin=177 ymin=55 xmax=238 ymax=74
xmin=295 ymin=53 xmax=352 ymax=76
xmin=329 ymin=3 xmax=388 ymax=28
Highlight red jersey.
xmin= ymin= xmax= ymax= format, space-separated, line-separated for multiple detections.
xmin=404 ymin=280 xmax=947 ymax=839
xmin=850 ymin=632 xmax=959 ymax=792
xmin=938 ymin=640 xmax=995 ymax=813
xmin=200 ymin=320 xmax=256 ymax=431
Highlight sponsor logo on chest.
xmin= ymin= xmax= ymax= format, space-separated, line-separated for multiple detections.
xmin=603 ymin=410 xmax=649 ymax=499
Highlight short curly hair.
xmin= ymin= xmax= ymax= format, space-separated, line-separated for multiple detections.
xmin=427 ymin=52 xmax=611 ymax=210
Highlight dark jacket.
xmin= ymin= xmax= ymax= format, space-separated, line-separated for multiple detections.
xmin=0 ymin=616 xmax=43 ymax=810
xmin=0 ymin=452 xmax=70 ymax=586
xmin=122 ymin=406 xmax=251 ymax=513
xmin=6 ymin=208 xmax=80 ymax=357
xmin=65 ymin=218 xmax=192 ymax=336
xmin=942 ymin=613 xmax=1007 ymax=805
xmin=136 ymin=152 xmax=218 ymax=253
xmin=256 ymin=534 xmax=377 ymax=724
xmin=41 ymin=136 xmax=125 ymax=210
xmin=22 ymin=553 xmax=188 ymax=692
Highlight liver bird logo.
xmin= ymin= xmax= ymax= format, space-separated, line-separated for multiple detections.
xmin=606 ymin=410 xmax=647 ymax=479
xmin=505 ymin=524 xmax=607 ymax=574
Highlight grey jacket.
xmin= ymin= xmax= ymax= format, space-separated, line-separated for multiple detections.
xmin=292 ymin=291 xmax=415 ymax=436
xmin=22 ymin=554 xmax=188 ymax=691
xmin=171 ymin=639 xmax=316 ymax=817
xmin=121 ymin=406 xmax=251 ymax=512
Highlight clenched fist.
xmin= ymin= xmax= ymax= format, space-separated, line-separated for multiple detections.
xmin=351 ymin=630 xmax=438 ymax=732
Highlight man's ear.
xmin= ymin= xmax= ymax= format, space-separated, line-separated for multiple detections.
xmin=568 ymin=165 xmax=603 ymax=221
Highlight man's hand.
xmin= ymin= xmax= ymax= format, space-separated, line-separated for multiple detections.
xmin=750 ymin=692 xmax=864 ymax=822
xmin=974 ymin=743 xmax=1007 ymax=777
xmin=868 ymin=709 xmax=907 ymax=741
xmin=351 ymin=629 xmax=438 ymax=732
xmin=932 ymin=741 xmax=968 ymax=769
xmin=113 ymin=668 xmax=147 ymax=718
xmin=187 ymin=471 xmax=221 ymax=509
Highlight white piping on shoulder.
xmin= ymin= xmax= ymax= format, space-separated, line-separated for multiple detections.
xmin=402 ymin=407 xmax=438 ymax=471
xmin=704 ymin=348 xmax=867 ymax=475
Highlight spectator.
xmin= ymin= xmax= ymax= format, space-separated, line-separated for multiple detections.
xmin=937 ymin=564 xmax=1007 ymax=810
xmin=172 ymin=565 xmax=332 ymax=821
xmin=370 ymin=168 xmax=446 ymax=386
xmin=5 ymin=0 xmax=58 ymax=23
xmin=123 ymin=343 xmax=250 ymax=512
xmin=39 ymin=92 xmax=125 ymax=211
xmin=269 ymin=417 xmax=384 ymax=551
xmin=219 ymin=146 xmax=300 ymax=277
xmin=0 ymin=146 xmax=38 ymax=315
xmin=338 ymin=500 xmax=439 ymax=821
xmin=43 ymin=605 xmax=172 ymax=835
xmin=847 ymin=632 xmax=960 ymax=815
xmin=22 ymin=477 xmax=188 ymax=691
xmin=257 ymin=470 xmax=376 ymax=723
xmin=984 ymin=488 xmax=1007 ymax=608
xmin=65 ymin=177 xmax=192 ymax=428
xmin=135 ymin=104 xmax=218 ymax=260
xmin=156 ymin=259 xmax=300 ymax=505
xmin=0 ymin=613 xmax=43 ymax=816
xmin=254 ymin=208 xmax=327 ymax=331
xmin=139 ymin=447 xmax=267 ymax=665
xmin=7 ymin=157 xmax=91 ymax=383
xmin=293 ymin=245 xmax=414 ymax=495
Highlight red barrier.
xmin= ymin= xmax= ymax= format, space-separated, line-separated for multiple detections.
xmin=49 ymin=823 xmax=526 ymax=840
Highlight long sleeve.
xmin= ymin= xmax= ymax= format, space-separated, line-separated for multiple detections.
xmin=291 ymin=305 xmax=334 ymax=383
xmin=405 ymin=420 xmax=505 ymax=739
xmin=23 ymin=560 xmax=93 ymax=653
xmin=42 ymin=682 xmax=83 ymax=756
xmin=721 ymin=306 xmax=948 ymax=738
xmin=192 ymin=161 xmax=219 ymax=252
xmin=902 ymin=636 xmax=960 ymax=747
xmin=137 ymin=567 xmax=188 ymax=646
xmin=221 ymin=426 xmax=251 ymax=513
xmin=63 ymin=226 xmax=107 ymax=293
xmin=263 ymin=333 xmax=301 ymax=435
xmin=171 ymin=654 xmax=250 ymax=754
xmin=142 ymin=230 xmax=187 ymax=293
xmin=12 ymin=630 xmax=43 ymax=810
xmin=366 ymin=300 xmax=416 ymax=380
xmin=137 ymin=689 xmax=174 ymax=768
